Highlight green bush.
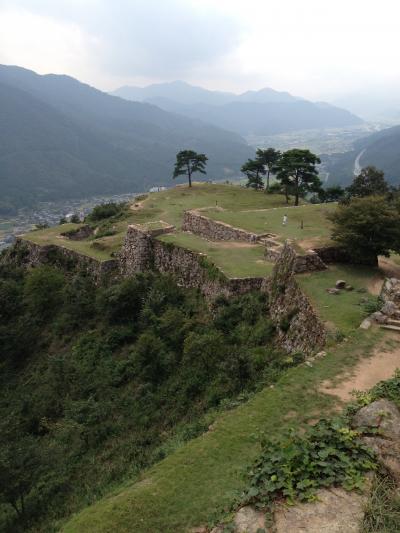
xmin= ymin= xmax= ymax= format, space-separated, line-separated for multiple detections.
xmin=241 ymin=418 xmax=376 ymax=509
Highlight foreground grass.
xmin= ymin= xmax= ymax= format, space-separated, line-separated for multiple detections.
xmin=298 ymin=264 xmax=380 ymax=333
xmin=62 ymin=330 xmax=383 ymax=533
xmin=158 ymin=231 xmax=274 ymax=278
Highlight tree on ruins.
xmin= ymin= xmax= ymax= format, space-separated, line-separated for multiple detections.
xmin=346 ymin=166 xmax=389 ymax=198
xmin=173 ymin=150 xmax=208 ymax=187
xmin=273 ymin=149 xmax=322 ymax=205
xmin=255 ymin=148 xmax=281 ymax=191
xmin=241 ymin=159 xmax=265 ymax=190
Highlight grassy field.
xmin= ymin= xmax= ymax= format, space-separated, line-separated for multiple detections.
xmin=62 ymin=330 xmax=384 ymax=533
xmin=204 ymin=203 xmax=336 ymax=250
xmin=298 ymin=264 xmax=380 ymax=334
xmin=23 ymin=224 xmax=121 ymax=261
xmin=21 ymin=184 xmax=289 ymax=274
xmin=158 ymin=232 xmax=274 ymax=278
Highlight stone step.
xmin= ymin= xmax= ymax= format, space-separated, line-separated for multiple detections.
xmin=387 ymin=319 xmax=400 ymax=327
xmin=381 ymin=325 xmax=400 ymax=332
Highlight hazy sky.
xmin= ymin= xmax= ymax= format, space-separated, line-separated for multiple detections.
xmin=0 ymin=0 xmax=399 ymax=100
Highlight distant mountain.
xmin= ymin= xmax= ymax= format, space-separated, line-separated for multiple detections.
xmin=0 ymin=66 xmax=252 ymax=214
xmin=333 ymin=92 xmax=400 ymax=122
xmin=112 ymin=81 xmax=363 ymax=136
xmin=323 ymin=125 xmax=400 ymax=186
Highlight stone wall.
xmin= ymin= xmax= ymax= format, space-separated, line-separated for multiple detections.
xmin=8 ymin=238 xmax=118 ymax=283
xmin=264 ymin=244 xmax=327 ymax=274
xmin=293 ymin=251 xmax=327 ymax=273
xmin=119 ymin=224 xmax=265 ymax=300
xmin=313 ymin=245 xmax=378 ymax=266
xmin=182 ymin=209 xmax=268 ymax=243
xmin=120 ymin=226 xmax=326 ymax=354
xmin=265 ymin=243 xmax=326 ymax=354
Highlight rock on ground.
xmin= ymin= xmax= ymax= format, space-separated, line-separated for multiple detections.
xmin=234 ymin=506 xmax=266 ymax=533
xmin=352 ymin=399 xmax=400 ymax=483
xmin=274 ymin=486 xmax=369 ymax=533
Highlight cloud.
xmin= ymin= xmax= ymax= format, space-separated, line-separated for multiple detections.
xmin=0 ymin=0 xmax=400 ymax=98
xmin=0 ymin=0 xmax=242 ymax=80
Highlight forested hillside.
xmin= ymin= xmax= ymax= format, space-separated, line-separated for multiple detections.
xmin=0 ymin=66 xmax=252 ymax=214
xmin=0 ymin=254 xmax=290 ymax=532
xmin=323 ymin=125 xmax=400 ymax=186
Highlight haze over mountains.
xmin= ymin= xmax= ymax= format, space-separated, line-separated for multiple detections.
xmin=0 ymin=65 xmax=252 ymax=214
xmin=112 ymin=81 xmax=363 ymax=136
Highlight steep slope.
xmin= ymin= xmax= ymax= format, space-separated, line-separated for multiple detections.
xmin=0 ymin=66 xmax=252 ymax=213
xmin=112 ymin=81 xmax=363 ymax=136
xmin=323 ymin=125 xmax=400 ymax=186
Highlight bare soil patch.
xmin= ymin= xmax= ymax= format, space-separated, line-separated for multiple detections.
xmin=320 ymin=335 xmax=400 ymax=401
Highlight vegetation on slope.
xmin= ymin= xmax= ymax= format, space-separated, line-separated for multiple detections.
xmin=0 ymin=258 xmax=293 ymax=532
xmin=62 ymin=331 xmax=383 ymax=533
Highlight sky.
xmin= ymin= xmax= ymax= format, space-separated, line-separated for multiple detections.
xmin=0 ymin=0 xmax=399 ymax=100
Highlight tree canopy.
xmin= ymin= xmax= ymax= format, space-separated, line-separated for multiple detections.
xmin=346 ymin=166 xmax=389 ymax=198
xmin=329 ymin=195 xmax=400 ymax=264
xmin=273 ymin=149 xmax=321 ymax=205
xmin=255 ymin=148 xmax=281 ymax=191
xmin=241 ymin=159 xmax=265 ymax=190
xmin=173 ymin=150 xmax=208 ymax=187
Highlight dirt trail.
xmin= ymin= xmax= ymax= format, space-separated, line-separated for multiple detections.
xmin=320 ymin=335 xmax=400 ymax=401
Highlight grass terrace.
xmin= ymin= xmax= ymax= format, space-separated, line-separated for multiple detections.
xmin=203 ymin=202 xmax=336 ymax=251
xmin=158 ymin=231 xmax=274 ymax=278
xmin=297 ymin=264 xmax=380 ymax=334
xmin=21 ymin=183 xmax=289 ymax=275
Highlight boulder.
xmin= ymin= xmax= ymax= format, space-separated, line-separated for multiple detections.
xmin=335 ymin=280 xmax=347 ymax=289
xmin=327 ymin=288 xmax=340 ymax=295
xmin=359 ymin=319 xmax=372 ymax=330
xmin=381 ymin=301 xmax=398 ymax=317
xmin=352 ymin=399 xmax=400 ymax=483
xmin=234 ymin=506 xmax=266 ymax=533
xmin=352 ymin=399 xmax=400 ymax=439
xmin=274 ymin=486 xmax=369 ymax=533
xmin=370 ymin=311 xmax=387 ymax=324
xmin=345 ymin=285 xmax=354 ymax=291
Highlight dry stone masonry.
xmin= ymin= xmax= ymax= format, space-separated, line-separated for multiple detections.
xmin=264 ymin=242 xmax=327 ymax=354
xmin=119 ymin=224 xmax=265 ymax=300
xmin=182 ymin=209 xmax=267 ymax=243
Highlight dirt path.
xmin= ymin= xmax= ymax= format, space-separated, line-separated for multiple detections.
xmin=320 ymin=334 xmax=400 ymax=401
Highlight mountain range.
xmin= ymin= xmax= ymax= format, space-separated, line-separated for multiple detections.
xmin=112 ymin=81 xmax=363 ymax=136
xmin=0 ymin=66 xmax=252 ymax=214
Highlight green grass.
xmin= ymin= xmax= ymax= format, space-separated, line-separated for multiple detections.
xmin=134 ymin=183 xmax=289 ymax=229
xmin=297 ymin=264 xmax=380 ymax=333
xmin=62 ymin=330 xmax=384 ymax=533
xmin=204 ymin=203 xmax=336 ymax=249
xmin=24 ymin=224 xmax=120 ymax=261
xmin=158 ymin=232 xmax=274 ymax=278
xmin=21 ymin=183 xmax=288 ymax=266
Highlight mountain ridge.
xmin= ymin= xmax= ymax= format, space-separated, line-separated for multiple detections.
xmin=111 ymin=80 xmax=363 ymax=136
xmin=0 ymin=65 xmax=252 ymax=214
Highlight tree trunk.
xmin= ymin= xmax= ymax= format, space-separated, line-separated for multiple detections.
xmin=266 ymin=170 xmax=270 ymax=191
xmin=295 ymin=173 xmax=299 ymax=206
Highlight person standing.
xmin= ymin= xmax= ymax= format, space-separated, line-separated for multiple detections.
xmin=282 ymin=214 xmax=288 ymax=226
